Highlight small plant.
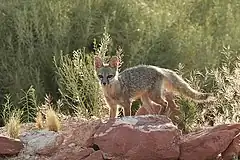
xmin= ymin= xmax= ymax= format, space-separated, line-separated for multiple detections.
xmin=1 ymin=94 xmax=14 ymax=125
xmin=35 ymin=94 xmax=61 ymax=132
xmin=35 ymin=111 xmax=44 ymax=129
xmin=45 ymin=107 xmax=61 ymax=132
xmin=19 ymin=85 xmax=38 ymax=123
xmin=6 ymin=109 xmax=22 ymax=139
xmin=2 ymin=94 xmax=22 ymax=138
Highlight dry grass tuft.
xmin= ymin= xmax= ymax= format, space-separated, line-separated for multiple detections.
xmin=35 ymin=111 xmax=44 ymax=129
xmin=46 ymin=107 xmax=61 ymax=132
xmin=6 ymin=111 xmax=22 ymax=139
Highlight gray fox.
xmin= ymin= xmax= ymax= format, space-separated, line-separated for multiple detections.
xmin=94 ymin=55 xmax=215 ymax=118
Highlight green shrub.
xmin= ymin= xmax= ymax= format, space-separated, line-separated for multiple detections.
xmin=53 ymin=48 xmax=103 ymax=117
xmin=175 ymin=47 xmax=240 ymax=132
xmin=0 ymin=0 xmax=239 ymax=126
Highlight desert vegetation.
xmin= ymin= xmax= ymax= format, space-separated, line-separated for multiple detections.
xmin=0 ymin=0 xmax=239 ymax=135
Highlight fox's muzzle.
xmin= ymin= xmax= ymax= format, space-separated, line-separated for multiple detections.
xmin=101 ymin=77 xmax=110 ymax=86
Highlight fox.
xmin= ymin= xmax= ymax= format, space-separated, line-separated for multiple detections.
xmin=94 ymin=55 xmax=216 ymax=118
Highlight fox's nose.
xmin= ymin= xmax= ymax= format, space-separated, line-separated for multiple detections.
xmin=102 ymin=82 xmax=106 ymax=85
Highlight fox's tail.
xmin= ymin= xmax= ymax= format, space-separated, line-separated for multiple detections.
xmin=161 ymin=69 xmax=215 ymax=102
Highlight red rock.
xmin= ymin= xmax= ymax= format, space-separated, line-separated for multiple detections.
xmin=40 ymin=119 xmax=101 ymax=160
xmin=179 ymin=124 xmax=240 ymax=160
xmin=221 ymin=132 xmax=240 ymax=160
xmin=111 ymin=157 xmax=124 ymax=160
xmin=91 ymin=115 xmax=181 ymax=160
xmin=0 ymin=135 xmax=24 ymax=155
xmin=62 ymin=119 xmax=101 ymax=147
xmin=84 ymin=150 xmax=104 ymax=160
xmin=51 ymin=148 xmax=94 ymax=160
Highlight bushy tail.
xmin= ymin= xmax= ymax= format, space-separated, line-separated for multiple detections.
xmin=161 ymin=69 xmax=214 ymax=102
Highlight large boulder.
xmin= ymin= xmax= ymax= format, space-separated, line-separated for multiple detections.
xmin=91 ymin=115 xmax=181 ymax=160
xmin=179 ymin=124 xmax=240 ymax=160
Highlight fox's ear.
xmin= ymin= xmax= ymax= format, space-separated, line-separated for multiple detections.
xmin=94 ymin=56 xmax=103 ymax=68
xmin=109 ymin=56 xmax=120 ymax=68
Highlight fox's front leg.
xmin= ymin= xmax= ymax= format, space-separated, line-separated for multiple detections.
xmin=109 ymin=105 xmax=118 ymax=118
xmin=105 ymin=97 xmax=118 ymax=118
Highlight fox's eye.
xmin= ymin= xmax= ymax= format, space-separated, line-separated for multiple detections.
xmin=107 ymin=75 xmax=114 ymax=79
xmin=98 ymin=75 xmax=103 ymax=79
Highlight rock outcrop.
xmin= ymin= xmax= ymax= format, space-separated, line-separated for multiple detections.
xmin=179 ymin=124 xmax=240 ymax=160
xmin=0 ymin=115 xmax=240 ymax=160
xmin=91 ymin=115 xmax=181 ymax=160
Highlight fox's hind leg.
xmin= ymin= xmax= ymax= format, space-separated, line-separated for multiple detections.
xmin=149 ymin=94 xmax=168 ymax=114
xmin=141 ymin=93 xmax=161 ymax=115
xmin=148 ymin=80 xmax=168 ymax=113
xmin=141 ymin=94 xmax=153 ymax=114
xmin=149 ymin=91 xmax=168 ymax=107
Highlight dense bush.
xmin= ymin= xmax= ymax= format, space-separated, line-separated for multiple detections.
xmin=0 ymin=0 xmax=239 ymax=127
